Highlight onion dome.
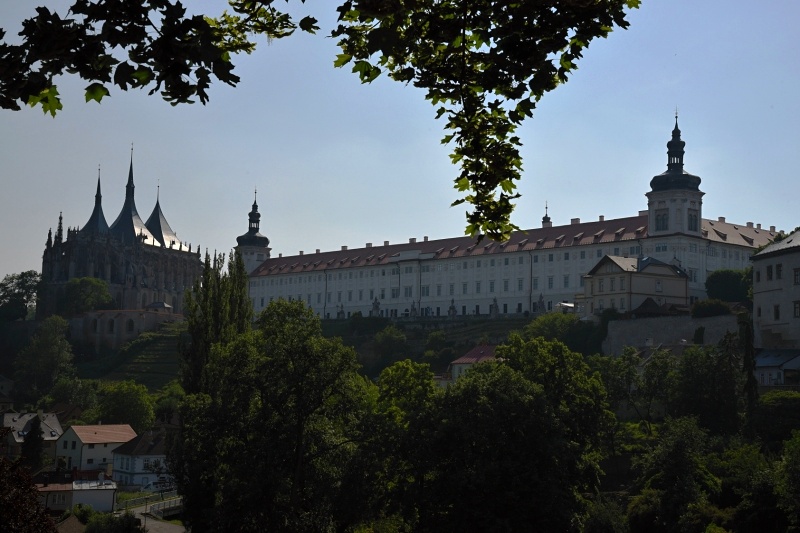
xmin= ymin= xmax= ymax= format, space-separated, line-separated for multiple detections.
xmin=649 ymin=116 xmax=702 ymax=192
xmin=236 ymin=190 xmax=270 ymax=248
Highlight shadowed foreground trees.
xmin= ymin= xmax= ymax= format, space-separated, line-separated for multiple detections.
xmin=173 ymin=293 xmax=614 ymax=531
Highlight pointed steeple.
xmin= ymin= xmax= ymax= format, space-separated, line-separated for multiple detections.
xmin=46 ymin=228 xmax=53 ymax=249
xmin=110 ymin=149 xmax=157 ymax=245
xmin=237 ymin=189 xmax=270 ymax=248
xmin=649 ymin=115 xmax=701 ymax=192
xmin=55 ymin=213 xmax=64 ymax=245
xmin=542 ymin=202 xmax=552 ymax=228
xmin=145 ymin=183 xmax=187 ymax=250
xmin=80 ymin=167 xmax=109 ymax=236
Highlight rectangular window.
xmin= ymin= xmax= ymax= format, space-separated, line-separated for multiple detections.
xmin=504 ymin=258 xmax=509 ymax=266
xmin=533 ymin=278 xmax=539 ymax=290
xmin=490 ymin=259 xmax=495 ymax=266
xmin=476 ymin=260 xmax=481 ymax=268
xmin=563 ymin=275 xmax=569 ymax=288
xmin=690 ymin=243 xmax=698 ymax=253
xmin=421 ymin=286 xmax=430 ymax=297
xmin=404 ymin=286 xmax=413 ymax=298
xmin=614 ymin=247 xmax=620 ymax=255
xmin=794 ymin=301 xmax=800 ymax=318
xmin=489 ymin=281 xmax=495 ymax=293
xmin=519 ymin=257 xmax=524 ymax=265
xmin=518 ymin=278 xmax=524 ymax=291
xmin=775 ymin=305 xmax=781 ymax=321
xmin=597 ymin=249 xmax=602 ymax=258
xmin=777 ymin=264 xmax=783 ymax=280
xmin=87 ymin=458 xmax=94 ymax=465
xmin=88 ymin=444 xmax=94 ymax=450
xmin=63 ymin=441 xmax=67 ymax=449
xmin=599 ymin=280 xmax=604 ymax=292
xmin=533 ymin=255 xmax=539 ymax=263
xmin=337 ymin=291 xmax=342 ymax=303
xmin=359 ymin=289 xmax=363 ymax=301
xmin=656 ymin=280 xmax=663 ymax=292
xmin=767 ymin=265 xmax=773 ymax=281
xmin=369 ymin=289 xmax=374 ymax=300
xmin=620 ymin=298 xmax=625 ymax=310
xmin=795 ymin=269 xmax=800 ymax=285
xmin=580 ymin=251 xmax=586 ymax=259
xmin=475 ymin=281 xmax=481 ymax=294
xmin=610 ymin=278 xmax=615 ymax=291
xmin=548 ymin=276 xmax=554 ymax=289
xmin=564 ymin=252 xmax=569 ymax=260
xmin=380 ymin=288 xmax=386 ymax=299
xmin=756 ymin=270 xmax=761 ymax=283
xmin=620 ymin=277 xmax=625 ymax=290
xmin=348 ymin=291 xmax=353 ymax=302
xmin=548 ymin=254 xmax=554 ymax=262
xmin=404 ymin=266 xmax=413 ymax=274
xmin=449 ymin=283 xmax=455 ymax=296
xmin=436 ymin=284 xmax=442 ymax=296
xmin=503 ymin=279 xmax=509 ymax=292
xmin=391 ymin=288 xmax=400 ymax=299
xmin=462 ymin=283 xmax=468 ymax=295
xmin=327 ymin=292 xmax=331 ymax=302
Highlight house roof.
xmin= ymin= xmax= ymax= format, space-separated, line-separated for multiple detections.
xmin=113 ymin=430 xmax=167 ymax=457
xmin=250 ymin=213 xmax=773 ymax=278
xmin=451 ymin=345 xmax=497 ymax=365
xmin=2 ymin=413 xmax=63 ymax=443
xmin=70 ymin=424 xmax=136 ymax=444
xmin=754 ymin=349 xmax=800 ymax=368
xmin=56 ymin=514 xmax=86 ymax=533
xmin=754 ymin=228 xmax=800 ymax=260
xmin=586 ymin=255 xmax=687 ymax=278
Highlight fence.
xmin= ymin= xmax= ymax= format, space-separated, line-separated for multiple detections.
xmin=149 ymin=497 xmax=183 ymax=518
xmin=116 ymin=490 xmax=178 ymax=511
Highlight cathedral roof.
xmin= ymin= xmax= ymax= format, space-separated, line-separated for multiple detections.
xmin=145 ymin=192 xmax=189 ymax=251
xmin=649 ymin=117 xmax=702 ymax=192
xmin=108 ymin=158 xmax=159 ymax=246
xmin=79 ymin=176 xmax=109 ymax=236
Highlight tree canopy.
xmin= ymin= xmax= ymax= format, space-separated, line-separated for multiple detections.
xmin=0 ymin=270 xmax=40 ymax=322
xmin=0 ymin=0 xmax=640 ymax=240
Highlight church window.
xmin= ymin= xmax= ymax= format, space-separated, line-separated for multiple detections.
xmin=655 ymin=209 xmax=669 ymax=231
xmin=688 ymin=210 xmax=699 ymax=231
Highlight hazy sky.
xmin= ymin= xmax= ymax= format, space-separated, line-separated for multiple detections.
xmin=1 ymin=1 xmax=798 ymax=279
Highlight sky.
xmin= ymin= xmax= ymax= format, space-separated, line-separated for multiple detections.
xmin=1 ymin=1 xmax=799 ymax=279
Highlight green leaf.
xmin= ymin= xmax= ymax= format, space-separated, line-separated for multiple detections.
xmin=334 ymin=53 xmax=352 ymax=68
xmin=28 ymin=86 xmax=62 ymax=117
xmin=84 ymin=83 xmax=109 ymax=103
xmin=298 ymin=16 xmax=319 ymax=34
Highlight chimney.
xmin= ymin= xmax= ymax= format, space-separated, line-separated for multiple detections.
xmin=746 ymin=222 xmax=753 ymax=228
xmin=599 ymin=215 xmax=605 ymax=222
xmin=366 ymin=243 xmax=372 ymax=248
xmin=639 ymin=210 xmax=648 ymax=216
xmin=424 ymin=236 xmax=429 ymax=242
xmin=571 ymin=218 xmax=580 ymax=225
xmin=384 ymin=241 xmax=389 ymax=246
xmin=316 ymin=249 xmax=320 ymax=254
xmin=409 ymin=238 xmax=416 ymax=244
xmin=299 ymin=251 xmax=303 ymax=256
xmin=341 ymin=246 xmax=348 ymax=251
xmin=279 ymin=253 xmax=282 ymax=258
xmin=718 ymin=216 xmax=725 ymax=223
xmin=770 ymin=226 xmax=776 ymax=233
xmin=757 ymin=223 xmax=762 ymax=230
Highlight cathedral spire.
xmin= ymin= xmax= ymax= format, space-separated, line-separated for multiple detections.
xmin=667 ymin=111 xmax=685 ymax=172
xmin=46 ymin=228 xmax=52 ymax=249
xmin=55 ymin=212 xmax=64 ymax=245
xmin=81 ymin=167 xmax=110 ymax=236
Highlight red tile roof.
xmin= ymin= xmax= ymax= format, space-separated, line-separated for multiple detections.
xmin=70 ymin=424 xmax=136 ymax=444
xmin=451 ymin=345 xmax=497 ymax=365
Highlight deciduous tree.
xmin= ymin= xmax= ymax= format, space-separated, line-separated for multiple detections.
xmin=96 ymin=380 xmax=155 ymax=433
xmin=14 ymin=315 xmax=75 ymax=403
xmin=0 ymin=270 xmax=40 ymax=322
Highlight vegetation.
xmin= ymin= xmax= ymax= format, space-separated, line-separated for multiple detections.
xmin=14 ymin=315 xmax=75 ymax=404
xmin=691 ymin=298 xmax=731 ymax=318
xmin=0 ymin=429 xmax=56 ymax=533
xmin=0 ymin=270 xmax=40 ymax=322
xmin=0 ymin=1 xmax=639 ymax=239
xmin=705 ymin=269 xmax=750 ymax=303
xmin=60 ymin=277 xmax=112 ymax=317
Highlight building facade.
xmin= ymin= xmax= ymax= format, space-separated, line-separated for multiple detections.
xmin=244 ymin=120 xmax=778 ymax=318
xmin=580 ymin=255 xmax=689 ymax=316
xmin=39 ymin=158 xmax=202 ymax=317
xmin=752 ymin=228 xmax=800 ymax=349
xmin=56 ymin=424 xmax=136 ymax=471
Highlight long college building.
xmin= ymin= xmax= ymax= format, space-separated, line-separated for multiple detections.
xmin=240 ymin=120 xmax=777 ymax=319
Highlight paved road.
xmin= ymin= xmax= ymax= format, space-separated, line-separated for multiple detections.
xmin=126 ymin=503 xmax=186 ymax=533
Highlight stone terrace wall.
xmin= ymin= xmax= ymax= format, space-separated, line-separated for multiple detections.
xmin=603 ymin=314 xmax=741 ymax=355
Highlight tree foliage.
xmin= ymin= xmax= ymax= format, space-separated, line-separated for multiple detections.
xmin=0 ymin=0 xmax=639 ymax=239
xmin=0 ymin=270 xmax=40 ymax=322
xmin=95 ymin=380 xmax=155 ymax=433
xmin=0 ymin=428 xmax=56 ymax=533
xmin=691 ymin=298 xmax=731 ymax=318
xmin=14 ymin=315 xmax=75 ymax=403
xmin=60 ymin=277 xmax=112 ymax=317
xmin=705 ymin=269 xmax=750 ymax=302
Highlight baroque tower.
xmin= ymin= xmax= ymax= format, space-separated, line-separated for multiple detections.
xmin=235 ymin=190 xmax=271 ymax=274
